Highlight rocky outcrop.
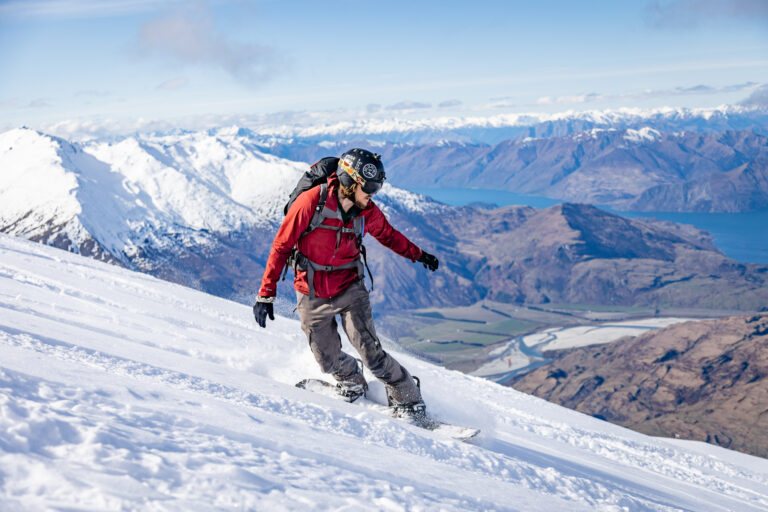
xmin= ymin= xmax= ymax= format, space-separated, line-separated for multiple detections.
xmin=508 ymin=313 xmax=768 ymax=458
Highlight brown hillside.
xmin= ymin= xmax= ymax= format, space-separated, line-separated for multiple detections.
xmin=508 ymin=313 xmax=768 ymax=458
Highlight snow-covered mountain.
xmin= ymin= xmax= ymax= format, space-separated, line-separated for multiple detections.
xmin=1 ymin=233 xmax=767 ymax=510
xmin=0 ymin=127 xmax=305 ymax=262
xmin=0 ymin=127 xmax=457 ymax=307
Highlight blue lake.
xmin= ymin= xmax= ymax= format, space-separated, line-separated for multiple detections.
xmin=411 ymin=187 xmax=768 ymax=265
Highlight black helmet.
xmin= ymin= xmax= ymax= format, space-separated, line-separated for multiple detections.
xmin=338 ymin=148 xmax=386 ymax=195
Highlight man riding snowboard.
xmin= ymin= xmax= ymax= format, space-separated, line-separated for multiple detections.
xmin=253 ymin=148 xmax=439 ymax=420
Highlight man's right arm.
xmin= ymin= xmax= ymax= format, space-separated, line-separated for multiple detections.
xmin=257 ymin=187 xmax=320 ymax=297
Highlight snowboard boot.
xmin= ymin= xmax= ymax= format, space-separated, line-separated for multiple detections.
xmin=335 ymin=359 xmax=368 ymax=403
xmin=391 ymin=400 xmax=428 ymax=423
xmin=388 ymin=376 xmax=431 ymax=426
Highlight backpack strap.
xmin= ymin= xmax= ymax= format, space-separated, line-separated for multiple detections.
xmin=305 ymin=182 xmax=329 ymax=233
xmin=290 ymin=182 xmax=374 ymax=297
xmin=359 ymin=244 xmax=373 ymax=292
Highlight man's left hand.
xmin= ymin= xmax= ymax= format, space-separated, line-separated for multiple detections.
xmin=417 ymin=251 xmax=439 ymax=272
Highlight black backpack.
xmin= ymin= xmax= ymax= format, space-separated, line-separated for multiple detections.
xmin=283 ymin=156 xmax=338 ymax=215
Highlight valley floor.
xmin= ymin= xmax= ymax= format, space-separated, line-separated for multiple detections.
xmin=471 ymin=317 xmax=700 ymax=382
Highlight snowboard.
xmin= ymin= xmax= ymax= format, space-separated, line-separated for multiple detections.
xmin=295 ymin=378 xmax=480 ymax=442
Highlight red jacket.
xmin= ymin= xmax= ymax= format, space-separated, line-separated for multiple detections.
xmin=259 ymin=178 xmax=423 ymax=299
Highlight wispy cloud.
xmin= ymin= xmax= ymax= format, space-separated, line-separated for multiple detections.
xmin=138 ymin=4 xmax=281 ymax=86
xmin=438 ymin=99 xmax=462 ymax=108
xmin=29 ymin=98 xmax=52 ymax=108
xmin=386 ymin=101 xmax=432 ymax=111
xmin=156 ymin=77 xmax=189 ymax=91
xmin=0 ymin=98 xmax=21 ymax=109
xmin=537 ymin=93 xmax=603 ymax=105
xmin=536 ymin=82 xmax=761 ymax=106
xmin=645 ymin=0 xmax=768 ymax=28
xmin=0 ymin=0 xmax=179 ymax=19
xmin=74 ymin=89 xmax=112 ymax=98
xmin=740 ymin=85 xmax=768 ymax=107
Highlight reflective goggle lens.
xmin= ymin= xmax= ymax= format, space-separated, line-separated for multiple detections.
xmin=361 ymin=180 xmax=383 ymax=195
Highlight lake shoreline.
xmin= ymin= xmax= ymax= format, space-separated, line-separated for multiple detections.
xmin=411 ymin=187 xmax=768 ymax=265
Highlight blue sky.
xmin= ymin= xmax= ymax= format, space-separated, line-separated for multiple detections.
xmin=1 ymin=0 xmax=767 ymax=134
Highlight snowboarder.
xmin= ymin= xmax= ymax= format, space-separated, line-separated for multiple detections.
xmin=253 ymin=148 xmax=439 ymax=420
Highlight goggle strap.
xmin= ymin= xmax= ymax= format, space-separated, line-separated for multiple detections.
xmin=339 ymin=159 xmax=366 ymax=186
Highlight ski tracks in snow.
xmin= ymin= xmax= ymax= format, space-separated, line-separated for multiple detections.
xmin=0 ymin=326 xmax=763 ymax=511
xmin=0 ymin=328 xmax=634 ymax=510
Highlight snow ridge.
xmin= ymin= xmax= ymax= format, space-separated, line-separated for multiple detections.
xmin=1 ymin=233 xmax=767 ymax=510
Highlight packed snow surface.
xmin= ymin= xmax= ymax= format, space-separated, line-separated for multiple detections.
xmin=1 ymin=233 xmax=767 ymax=511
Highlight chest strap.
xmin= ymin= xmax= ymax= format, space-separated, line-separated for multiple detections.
xmin=291 ymin=251 xmax=366 ymax=299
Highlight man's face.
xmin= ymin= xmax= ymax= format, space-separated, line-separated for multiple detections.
xmin=353 ymin=184 xmax=373 ymax=208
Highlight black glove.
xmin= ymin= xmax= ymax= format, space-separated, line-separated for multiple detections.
xmin=417 ymin=251 xmax=439 ymax=272
xmin=253 ymin=299 xmax=275 ymax=328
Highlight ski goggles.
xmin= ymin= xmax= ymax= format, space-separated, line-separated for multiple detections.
xmin=339 ymin=160 xmax=384 ymax=195
xmin=361 ymin=179 xmax=383 ymax=195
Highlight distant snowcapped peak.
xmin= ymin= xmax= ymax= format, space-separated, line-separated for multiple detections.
xmin=624 ymin=127 xmax=661 ymax=143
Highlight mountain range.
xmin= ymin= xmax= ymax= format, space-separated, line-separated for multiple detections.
xmin=248 ymin=105 xmax=768 ymax=145
xmin=264 ymin=128 xmax=768 ymax=213
xmin=2 ymin=127 xmax=767 ymax=315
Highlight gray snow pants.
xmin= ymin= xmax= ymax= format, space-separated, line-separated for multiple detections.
xmin=296 ymin=280 xmax=422 ymax=405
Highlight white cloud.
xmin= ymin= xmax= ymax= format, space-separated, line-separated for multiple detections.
xmin=74 ymin=90 xmax=112 ymax=98
xmin=386 ymin=101 xmax=432 ymax=111
xmin=645 ymin=0 xmax=768 ymax=28
xmin=536 ymin=82 xmax=762 ymax=106
xmin=0 ymin=98 xmax=21 ymax=109
xmin=0 ymin=0 xmax=180 ymax=19
xmin=537 ymin=93 xmax=603 ymax=105
xmin=29 ymin=99 xmax=52 ymax=108
xmin=138 ymin=4 xmax=281 ymax=86
xmin=740 ymin=85 xmax=768 ymax=107
xmin=156 ymin=77 xmax=189 ymax=91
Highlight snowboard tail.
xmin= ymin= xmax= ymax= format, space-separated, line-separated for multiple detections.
xmin=295 ymin=378 xmax=480 ymax=442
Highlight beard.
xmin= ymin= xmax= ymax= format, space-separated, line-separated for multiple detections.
xmin=354 ymin=196 xmax=371 ymax=209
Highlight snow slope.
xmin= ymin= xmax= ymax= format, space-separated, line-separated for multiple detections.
xmin=1 ymin=233 xmax=767 ymax=511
